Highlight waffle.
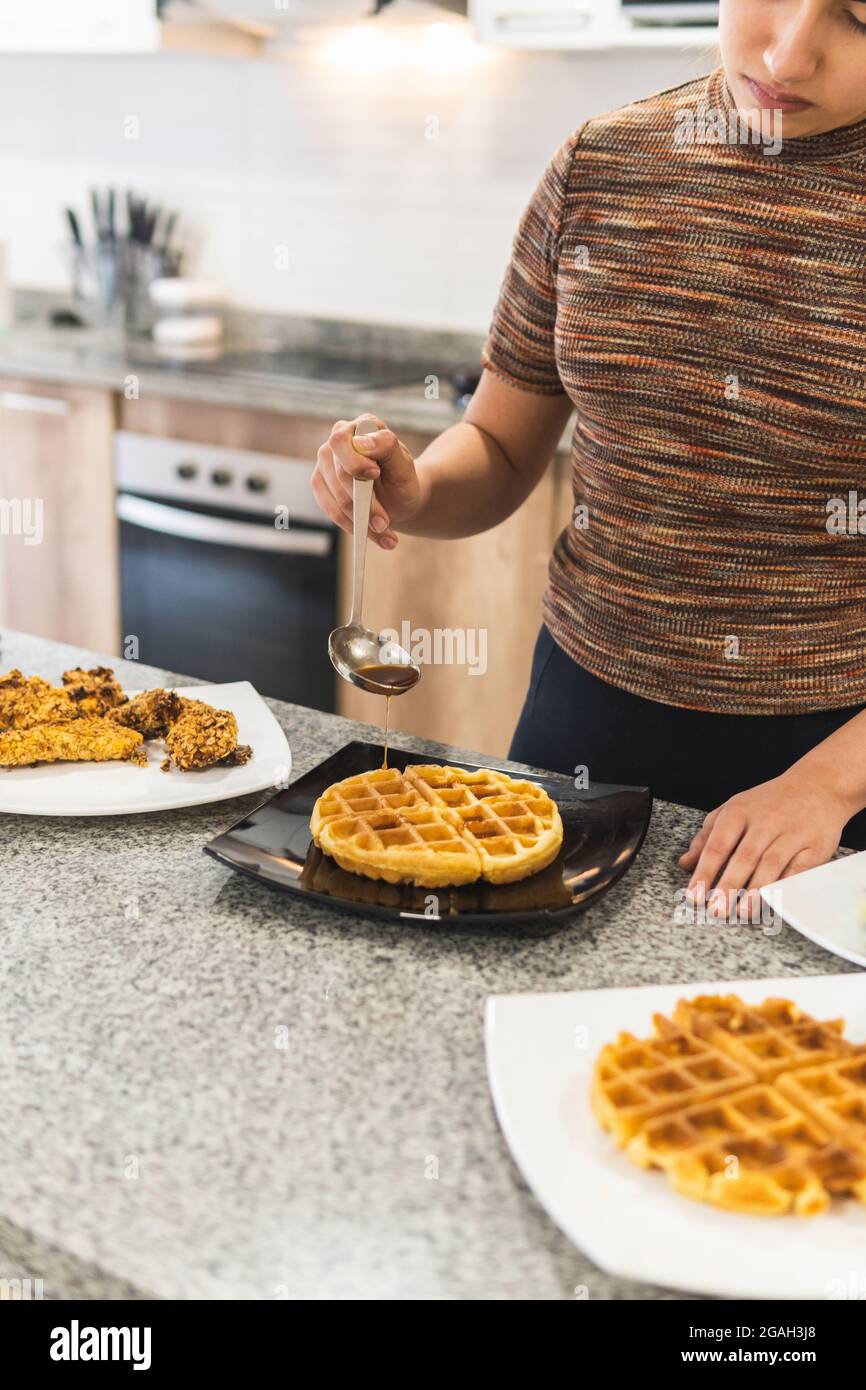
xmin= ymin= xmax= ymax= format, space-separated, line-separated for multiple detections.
xmin=626 ymin=1084 xmax=866 ymax=1216
xmin=590 ymin=1014 xmax=756 ymax=1146
xmin=310 ymin=763 xmax=563 ymax=888
xmin=673 ymin=995 xmax=855 ymax=1081
xmin=777 ymin=1054 xmax=866 ymax=1150
xmin=592 ymin=994 xmax=866 ymax=1216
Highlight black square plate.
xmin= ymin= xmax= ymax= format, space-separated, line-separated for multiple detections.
xmin=204 ymin=741 xmax=652 ymax=926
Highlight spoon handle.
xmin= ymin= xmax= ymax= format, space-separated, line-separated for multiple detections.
xmin=348 ymin=414 xmax=380 ymax=628
xmin=350 ymin=475 xmax=373 ymax=628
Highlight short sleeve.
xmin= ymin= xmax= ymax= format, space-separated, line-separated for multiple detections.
xmin=480 ymin=126 xmax=584 ymax=396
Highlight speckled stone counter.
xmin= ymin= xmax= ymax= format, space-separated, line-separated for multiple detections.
xmin=0 ymin=313 xmax=574 ymax=450
xmin=0 ymin=630 xmax=855 ymax=1301
xmin=0 ymin=320 xmax=465 ymax=436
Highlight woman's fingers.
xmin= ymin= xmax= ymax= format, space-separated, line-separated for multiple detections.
xmin=312 ymin=415 xmax=420 ymax=549
xmin=778 ymin=846 xmax=824 ymax=879
xmin=345 ymin=420 xmax=418 ymax=490
xmin=710 ymin=836 xmax=788 ymax=919
xmin=686 ymin=808 xmax=747 ymax=904
xmin=679 ymin=774 xmax=846 ymax=924
xmin=743 ymin=839 xmax=806 ymax=892
xmin=321 ymin=443 xmax=392 ymax=532
xmin=311 ymin=463 xmax=354 ymax=534
xmin=678 ymin=808 xmax=718 ymax=867
xmin=328 ymin=419 xmax=381 ymax=481
xmin=707 ymin=829 xmax=819 ymax=920
xmin=330 ymin=417 xmax=410 ymax=484
xmin=724 ymin=839 xmax=817 ymax=922
xmin=330 ymin=417 xmax=421 ymax=513
xmin=314 ymin=441 xmax=400 ymax=549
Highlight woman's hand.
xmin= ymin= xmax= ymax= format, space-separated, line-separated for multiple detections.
xmin=678 ymin=770 xmax=854 ymax=921
xmin=311 ymin=415 xmax=425 ymax=550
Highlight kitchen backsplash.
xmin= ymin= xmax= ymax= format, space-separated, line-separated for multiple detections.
xmin=0 ymin=41 xmax=713 ymax=331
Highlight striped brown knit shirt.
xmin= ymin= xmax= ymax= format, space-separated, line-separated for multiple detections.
xmin=481 ymin=65 xmax=866 ymax=715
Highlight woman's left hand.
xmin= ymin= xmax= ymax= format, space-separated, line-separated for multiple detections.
xmin=679 ymin=770 xmax=854 ymax=921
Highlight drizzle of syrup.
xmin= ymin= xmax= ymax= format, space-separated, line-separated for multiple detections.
xmin=355 ymin=663 xmax=420 ymax=768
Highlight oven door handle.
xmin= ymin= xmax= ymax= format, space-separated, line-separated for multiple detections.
xmin=116 ymin=493 xmax=333 ymax=556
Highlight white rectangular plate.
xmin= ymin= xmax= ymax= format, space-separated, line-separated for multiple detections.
xmin=486 ymin=974 xmax=866 ymax=1299
xmin=0 ymin=682 xmax=291 ymax=816
xmin=762 ymin=853 xmax=866 ymax=970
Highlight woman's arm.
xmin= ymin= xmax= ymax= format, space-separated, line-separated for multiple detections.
xmin=681 ymin=709 xmax=866 ymax=920
xmin=311 ymin=370 xmax=573 ymax=548
xmin=787 ymin=709 xmax=866 ymax=813
xmin=402 ymin=371 xmax=573 ymax=538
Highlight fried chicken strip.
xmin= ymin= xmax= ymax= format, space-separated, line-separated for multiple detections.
xmin=114 ymin=689 xmax=252 ymax=771
xmin=0 ymin=717 xmax=146 ymax=768
xmin=163 ymin=698 xmax=252 ymax=771
xmin=0 ymin=671 xmax=253 ymax=773
xmin=62 ymin=666 xmax=129 ymax=716
xmin=0 ymin=669 xmax=80 ymax=732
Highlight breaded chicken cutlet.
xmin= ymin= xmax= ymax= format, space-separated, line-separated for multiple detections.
xmin=0 ymin=665 xmax=128 ymax=730
xmin=163 ymin=698 xmax=253 ymax=772
xmin=62 ymin=666 xmax=129 ymax=716
xmin=0 ymin=670 xmax=80 ymax=732
xmin=0 ymin=669 xmax=253 ymax=773
xmin=111 ymin=688 xmax=185 ymax=739
xmin=0 ymin=717 xmax=146 ymax=768
xmin=111 ymin=690 xmax=251 ymax=770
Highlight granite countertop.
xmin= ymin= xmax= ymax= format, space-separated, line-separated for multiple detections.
xmin=0 ymin=308 xmax=575 ymax=449
xmin=0 ymin=630 xmax=854 ymax=1302
xmin=0 ymin=319 xmax=467 ymax=436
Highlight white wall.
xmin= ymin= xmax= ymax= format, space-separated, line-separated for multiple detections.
xmin=0 ymin=30 xmax=714 ymax=331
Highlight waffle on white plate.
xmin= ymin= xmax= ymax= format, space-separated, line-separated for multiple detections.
xmin=592 ymin=995 xmax=866 ymax=1216
xmin=310 ymin=763 xmax=563 ymax=888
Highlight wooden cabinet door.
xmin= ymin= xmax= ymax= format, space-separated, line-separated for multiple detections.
xmin=0 ymin=379 xmax=118 ymax=652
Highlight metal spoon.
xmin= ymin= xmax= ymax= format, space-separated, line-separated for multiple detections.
xmin=328 ymin=415 xmax=421 ymax=697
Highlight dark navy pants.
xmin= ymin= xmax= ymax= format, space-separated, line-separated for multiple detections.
xmin=509 ymin=623 xmax=866 ymax=851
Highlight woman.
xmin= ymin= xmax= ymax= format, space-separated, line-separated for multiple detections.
xmin=312 ymin=0 xmax=866 ymax=921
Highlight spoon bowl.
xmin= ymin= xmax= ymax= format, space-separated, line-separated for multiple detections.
xmin=329 ymin=624 xmax=420 ymax=697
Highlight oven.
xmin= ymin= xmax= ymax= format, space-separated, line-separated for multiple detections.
xmin=115 ymin=431 xmax=338 ymax=711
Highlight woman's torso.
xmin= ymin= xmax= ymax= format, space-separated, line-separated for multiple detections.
xmin=485 ymin=66 xmax=866 ymax=715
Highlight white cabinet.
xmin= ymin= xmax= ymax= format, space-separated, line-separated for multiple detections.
xmin=470 ymin=0 xmax=719 ymax=48
xmin=0 ymin=0 xmax=158 ymax=52
xmin=471 ymin=0 xmax=603 ymax=48
xmin=0 ymin=0 xmax=263 ymax=56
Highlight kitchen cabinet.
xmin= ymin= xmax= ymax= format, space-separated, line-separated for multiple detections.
xmin=119 ymin=395 xmax=331 ymax=460
xmin=122 ymin=396 xmax=571 ymax=756
xmin=469 ymin=0 xmax=718 ymax=48
xmin=0 ymin=0 xmax=263 ymax=55
xmin=0 ymin=378 xmax=119 ymax=652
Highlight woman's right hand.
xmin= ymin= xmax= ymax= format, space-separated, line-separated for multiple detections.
xmin=311 ymin=415 xmax=424 ymax=550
